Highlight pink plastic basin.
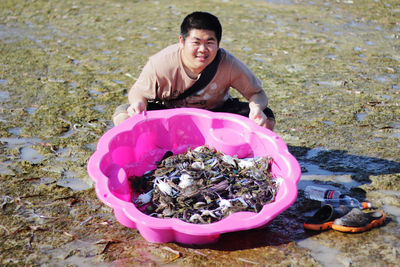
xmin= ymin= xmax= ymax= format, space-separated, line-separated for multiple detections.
xmin=87 ymin=108 xmax=301 ymax=244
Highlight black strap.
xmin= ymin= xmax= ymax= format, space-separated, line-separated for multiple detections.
xmin=174 ymin=49 xmax=221 ymax=101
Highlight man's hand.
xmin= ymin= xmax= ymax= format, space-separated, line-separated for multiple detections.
xmin=248 ymin=91 xmax=274 ymax=130
xmin=113 ymin=100 xmax=147 ymax=126
xmin=249 ymin=105 xmax=267 ymax=127
xmin=127 ymin=100 xmax=147 ymax=116
xmin=249 ymin=103 xmax=275 ymax=131
xmin=127 ymin=86 xmax=148 ymax=116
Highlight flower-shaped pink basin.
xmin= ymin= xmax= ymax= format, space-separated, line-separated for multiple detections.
xmin=87 ymin=108 xmax=301 ymax=244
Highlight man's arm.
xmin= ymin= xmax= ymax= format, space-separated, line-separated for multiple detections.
xmin=224 ymin=50 xmax=274 ymax=130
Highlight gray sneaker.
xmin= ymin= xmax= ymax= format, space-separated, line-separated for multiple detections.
xmin=332 ymin=208 xmax=386 ymax=233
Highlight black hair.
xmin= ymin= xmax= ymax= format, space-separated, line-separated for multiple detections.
xmin=180 ymin=11 xmax=222 ymax=44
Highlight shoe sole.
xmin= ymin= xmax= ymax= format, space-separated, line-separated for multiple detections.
xmin=303 ymin=221 xmax=333 ymax=231
xmin=331 ymin=211 xmax=386 ymax=233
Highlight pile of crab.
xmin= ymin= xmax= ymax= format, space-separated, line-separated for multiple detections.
xmin=130 ymin=145 xmax=280 ymax=224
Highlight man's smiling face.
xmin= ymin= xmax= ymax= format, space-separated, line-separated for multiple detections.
xmin=179 ymin=29 xmax=219 ymax=76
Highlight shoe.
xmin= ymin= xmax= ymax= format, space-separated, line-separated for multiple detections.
xmin=304 ymin=204 xmax=351 ymax=231
xmin=332 ymin=208 xmax=386 ymax=233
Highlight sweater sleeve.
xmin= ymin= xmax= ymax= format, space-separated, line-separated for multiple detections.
xmin=228 ymin=53 xmax=263 ymax=100
xmin=131 ymin=59 xmax=158 ymax=100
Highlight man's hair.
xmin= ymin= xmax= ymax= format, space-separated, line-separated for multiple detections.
xmin=180 ymin=11 xmax=222 ymax=44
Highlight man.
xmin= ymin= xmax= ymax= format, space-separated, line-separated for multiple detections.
xmin=113 ymin=11 xmax=275 ymax=130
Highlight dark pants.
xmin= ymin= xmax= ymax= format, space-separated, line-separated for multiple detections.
xmin=146 ymin=98 xmax=275 ymax=120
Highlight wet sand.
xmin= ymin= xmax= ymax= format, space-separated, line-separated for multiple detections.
xmin=0 ymin=0 xmax=399 ymax=266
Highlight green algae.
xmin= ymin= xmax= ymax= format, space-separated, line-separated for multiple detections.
xmin=0 ymin=0 xmax=399 ymax=265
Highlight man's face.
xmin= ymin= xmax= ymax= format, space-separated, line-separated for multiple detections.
xmin=179 ymin=29 xmax=219 ymax=74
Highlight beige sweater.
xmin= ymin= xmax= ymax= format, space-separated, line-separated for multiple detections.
xmin=131 ymin=43 xmax=263 ymax=109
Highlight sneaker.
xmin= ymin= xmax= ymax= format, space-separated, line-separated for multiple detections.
xmin=332 ymin=208 xmax=386 ymax=233
xmin=304 ymin=204 xmax=351 ymax=231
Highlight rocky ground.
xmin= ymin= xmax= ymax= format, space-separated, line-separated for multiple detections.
xmin=0 ymin=0 xmax=399 ymax=266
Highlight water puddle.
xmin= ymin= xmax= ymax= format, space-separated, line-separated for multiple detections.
xmin=0 ymin=161 xmax=15 ymax=176
xmin=298 ymin=147 xmax=368 ymax=189
xmin=374 ymin=75 xmax=391 ymax=83
xmin=379 ymin=94 xmax=392 ymax=100
xmin=299 ymin=161 xmax=360 ymax=190
xmin=297 ymin=239 xmax=350 ymax=267
xmin=301 ymin=161 xmax=339 ymax=176
xmin=26 ymin=107 xmax=37 ymax=114
xmin=93 ymin=105 xmax=106 ymax=113
xmin=389 ymin=122 xmax=400 ymax=129
xmin=56 ymin=177 xmax=91 ymax=191
xmin=0 ymin=137 xmax=42 ymax=146
xmin=8 ymin=127 xmax=23 ymax=135
xmin=355 ymin=112 xmax=368 ymax=122
xmin=304 ymin=147 xmax=327 ymax=160
xmin=390 ymin=133 xmax=400 ymax=140
xmin=68 ymin=82 xmax=78 ymax=88
xmin=112 ymin=79 xmax=124 ymax=85
xmin=379 ymin=190 xmax=400 ymax=198
xmin=57 ymin=171 xmax=91 ymax=191
xmin=60 ymin=128 xmax=77 ymax=138
xmin=326 ymin=54 xmax=337 ymax=60
xmin=89 ymin=89 xmax=104 ymax=96
xmin=55 ymin=147 xmax=78 ymax=162
xmin=85 ymin=143 xmax=97 ymax=152
xmin=20 ymin=147 xmax=45 ymax=164
xmin=41 ymin=239 xmax=110 ymax=267
xmin=301 ymin=147 xmax=400 ymax=177
xmin=315 ymin=81 xmax=343 ymax=87
xmin=322 ymin=120 xmax=334 ymax=126
xmin=261 ymin=0 xmax=305 ymax=5
xmin=0 ymin=90 xmax=10 ymax=101
xmin=285 ymin=64 xmax=304 ymax=73
xmin=383 ymin=204 xmax=400 ymax=224
xmin=0 ymin=25 xmax=28 ymax=43
xmin=32 ymin=177 xmax=56 ymax=186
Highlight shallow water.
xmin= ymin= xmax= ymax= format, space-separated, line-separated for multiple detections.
xmin=297 ymin=239 xmax=346 ymax=267
xmin=19 ymin=146 xmax=45 ymax=164
xmin=0 ymin=0 xmax=399 ymax=266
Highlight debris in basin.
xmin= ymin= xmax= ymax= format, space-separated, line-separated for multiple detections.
xmin=130 ymin=145 xmax=280 ymax=224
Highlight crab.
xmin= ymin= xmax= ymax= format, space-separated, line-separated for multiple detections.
xmin=178 ymin=173 xmax=193 ymax=189
xmin=134 ymin=189 xmax=154 ymax=206
xmin=154 ymin=177 xmax=178 ymax=197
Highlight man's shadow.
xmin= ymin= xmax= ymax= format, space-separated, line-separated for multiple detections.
xmin=185 ymin=145 xmax=400 ymax=251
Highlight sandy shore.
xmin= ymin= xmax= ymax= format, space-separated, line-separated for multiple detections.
xmin=0 ymin=0 xmax=399 ymax=265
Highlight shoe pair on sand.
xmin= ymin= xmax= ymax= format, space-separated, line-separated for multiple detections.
xmin=304 ymin=204 xmax=386 ymax=232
